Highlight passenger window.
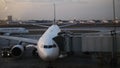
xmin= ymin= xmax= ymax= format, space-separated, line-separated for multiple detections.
xmin=43 ymin=44 xmax=56 ymax=48
xmin=49 ymin=46 xmax=52 ymax=48
xmin=44 ymin=46 xmax=48 ymax=48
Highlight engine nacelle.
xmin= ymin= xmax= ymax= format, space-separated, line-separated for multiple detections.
xmin=10 ymin=45 xmax=24 ymax=57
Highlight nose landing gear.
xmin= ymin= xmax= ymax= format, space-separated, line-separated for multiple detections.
xmin=46 ymin=62 xmax=54 ymax=68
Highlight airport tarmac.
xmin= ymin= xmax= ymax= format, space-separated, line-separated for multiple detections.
xmin=0 ymin=48 xmax=120 ymax=68
xmin=0 ymin=56 xmax=119 ymax=68
xmin=0 ymin=23 xmax=120 ymax=68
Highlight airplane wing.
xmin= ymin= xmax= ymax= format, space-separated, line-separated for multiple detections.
xmin=0 ymin=35 xmax=38 ymax=44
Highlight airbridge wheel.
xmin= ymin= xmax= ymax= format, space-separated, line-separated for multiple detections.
xmin=11 ymin=47 xmax=22 ymax=56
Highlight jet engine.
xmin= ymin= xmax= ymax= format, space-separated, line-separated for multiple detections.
xmin=10 ymin=45 xmax=24 ymax=57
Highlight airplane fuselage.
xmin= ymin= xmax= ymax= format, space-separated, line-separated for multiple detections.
xmin=37 ymin=25 xmax=61 ymax=61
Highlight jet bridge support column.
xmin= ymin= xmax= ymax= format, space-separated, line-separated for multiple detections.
xmin=65 ymin=36 xmax=74 ymax=55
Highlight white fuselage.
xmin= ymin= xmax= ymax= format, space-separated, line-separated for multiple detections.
xmin=37 ymin=25 xmax=61 ymax=61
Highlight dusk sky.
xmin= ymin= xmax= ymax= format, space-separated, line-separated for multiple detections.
xmin=0 ymin=0 xmax=120 ymax=20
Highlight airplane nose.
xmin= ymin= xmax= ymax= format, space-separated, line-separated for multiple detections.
xmin=44 ymin=53 xmax=55 ymax=61
xmin=42 ymin=55 xmax=52 ymax=61
xmin=38 ymin=47 xmax=59 ymax=61
xmin=45 ymin=55 xmax=51 ymax=59
xmin=43 ymin=50 xmax=59 ymax=61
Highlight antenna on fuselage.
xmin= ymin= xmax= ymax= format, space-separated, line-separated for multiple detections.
xmin=53 ymin=3 xmax=56 ymax=25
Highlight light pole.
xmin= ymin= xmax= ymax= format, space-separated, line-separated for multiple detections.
xmin=53 ymin=3 xmax=56 ymax=24
xmin=111 ymin=0 xmax=118 ymax=66
xmin=113 ymin=0 xmax=116 ymax=21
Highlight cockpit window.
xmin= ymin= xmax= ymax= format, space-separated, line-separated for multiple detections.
xmin=44 ymin=44 xmax=56 ymax=48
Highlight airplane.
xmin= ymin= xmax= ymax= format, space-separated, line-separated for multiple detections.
xmin=0 ymin=24 xmax=66 ymax=61
xmin=0 ymin=27 xmax=29 ymax=35
xmin=0 ymin=3 xmax=68 ymax=62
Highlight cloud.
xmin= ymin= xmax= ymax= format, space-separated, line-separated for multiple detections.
xmin=0 ymin=0 xmax=7 ymax=10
